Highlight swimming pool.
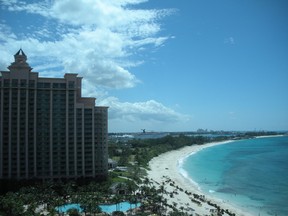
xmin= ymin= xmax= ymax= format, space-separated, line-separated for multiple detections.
xmin=100 ymin=202 xmax=140 ymax=213
xmin=56 ymin=201 xmax=140 ymax=214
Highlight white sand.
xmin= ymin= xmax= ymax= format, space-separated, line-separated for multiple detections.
xmin=147 ymin=140 xmax=254 ymax=216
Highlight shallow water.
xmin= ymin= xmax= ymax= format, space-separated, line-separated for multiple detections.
xmin=180 ymin=136 xmax=288 ymax=216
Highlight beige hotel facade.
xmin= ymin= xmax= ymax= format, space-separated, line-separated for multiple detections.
xmin=0 ymin=49 xmax=108 ymax=180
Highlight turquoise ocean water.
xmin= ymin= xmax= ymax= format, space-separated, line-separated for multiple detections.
xmin=180 ymin=136 xmax=288 ymax=216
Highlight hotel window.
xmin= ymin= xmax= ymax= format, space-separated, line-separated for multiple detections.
xmin=12 ymin=79 xmax=18 ymax=87
xmin=3 ymin=79 xmax=10 ymax=87
xmin=37 ymin=82 xmax=44 ymax=88
xmin=68 ymin=81 xmax=75 ymax=88
xmin=44 ymin=83 xmax=50 ymax=88
xmin=29 ymin=80 xmax=35 ymax=88
xmin=20 ymin=79 xmax=27 ymax=87
xmin=53 ymin=83 xmax=66 ymax=89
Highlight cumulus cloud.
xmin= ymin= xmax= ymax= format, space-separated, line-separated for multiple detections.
xmin=0 ymin=0 xmax=188 ymax=131
xmin=0 ymin=0 xmax=173 ymax=89
xmin=100 ymin=97 xmax=190 ymax=122
xmin=99 ymin=97 xmax=191 ymax=132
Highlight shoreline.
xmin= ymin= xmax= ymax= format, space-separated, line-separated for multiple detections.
xmin=147 ymin=140 xmax=254 ymax=216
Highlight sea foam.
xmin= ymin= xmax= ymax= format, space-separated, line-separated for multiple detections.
xmin=177 ymin=152 xmax=201 ymax=191
xmin=179 ymin=136 xmax=288 ymax=216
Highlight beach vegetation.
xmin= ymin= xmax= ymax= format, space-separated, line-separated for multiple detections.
xmin=0 ymin=131 xmax=283 ymax=215
xmin=113 ymin=134 xmax=219 ymax=168
xmin=67 ymin=208 xmax=81 ymax=216
xmin=109 ymin=131 xmax=284 ymax=169
xmin=112 ymin=210 xmax=125 ymax=216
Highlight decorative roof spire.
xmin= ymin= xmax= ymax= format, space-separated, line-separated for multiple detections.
xmin=15 ymin=48 xmax=26 ymax=56
xmin=8 ymin=49 xmax=32 ymax=72
xmin=14 ymin=48 xmax=27 ymax=63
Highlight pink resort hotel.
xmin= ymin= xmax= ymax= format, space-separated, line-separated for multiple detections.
xmin=0 ymin=50 xmax=108 ymax=181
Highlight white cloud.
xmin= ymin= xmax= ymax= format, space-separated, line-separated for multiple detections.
xmin=0 ymin=0 xmax=173 ymax=89
xmin=100 ymin=97 xmax=190 ymax=122
xmin=99 ymin=97 xmax=190 ymax=132
xmin=0 ymin=0 xmax=188 ymax=131
xmin=3 ymin=0 xmax=51 ymax=17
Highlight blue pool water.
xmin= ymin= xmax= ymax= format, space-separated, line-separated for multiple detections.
xmin=57 ymin=204 xmax=82 ymax=213
xmin=100 ymin=202 xmax=140 ymax=213
xmin=180 ymin=136 xmax=288 ymax=216
xmin=57 ymin=201 xmax=140 ymax=213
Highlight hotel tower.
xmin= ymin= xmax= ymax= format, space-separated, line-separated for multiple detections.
xmin=0 ymin=49 xmax=108 ymax=180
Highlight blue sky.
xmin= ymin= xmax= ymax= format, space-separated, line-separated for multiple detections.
xmin=1 ymin=0 xmax=287 ymax=132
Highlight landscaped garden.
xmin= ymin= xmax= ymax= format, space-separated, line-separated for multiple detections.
xmin=0 ymin=131 xmax=281 ymax=215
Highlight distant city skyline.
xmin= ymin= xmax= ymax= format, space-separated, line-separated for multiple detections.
xmin=1 ymin=0 xmax=287 ymax=132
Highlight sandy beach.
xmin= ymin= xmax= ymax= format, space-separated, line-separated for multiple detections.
xmin=147 ymin=141 xmax=254 ymax=216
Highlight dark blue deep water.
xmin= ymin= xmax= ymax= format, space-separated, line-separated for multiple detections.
xmin=181 ymin=136 xmax=288 ymax=216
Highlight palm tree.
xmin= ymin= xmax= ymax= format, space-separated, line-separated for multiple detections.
xmin=112 ymin=211 xmax=125 ymax=216
xmin=86 ymin=193 xmax=102 ymax=216
xmin=168 ymin=210 xmax=187 ymax=216
xmin=112 ymin=194 xmax=122 ymax=211
xmin=39 ymin=182 xmax=58 ymax=213
xmin=130 ymin=165 xmax=141 ymax=183
xmin=180 ymin=206 xmax=185 ymax=213
xmin=50 ymin=196 xmax=65 ymax=216
xmin=0 ymin=192 xmax=25 ymax=215
xmin=125 ymin=180 xmax=138 ymax=211
xmin=79 ymin=193 xmax=89 ymax=216
xmin=115 ymin=182 xmax=127 ymax=196
xmin=158 ymin=182 xmax=167 ymax=207
xmin=143 ymin=177 xmax=152 ymax=187
xmin=113 ymin=182 xmax=128 ymax=211
xmin=172 ymin=201 xmax=178 ymax=211
xmin=151 ymin=194 xmax=162 ymax=215
xmin=67 ymin=208 xmax=81 ymax=216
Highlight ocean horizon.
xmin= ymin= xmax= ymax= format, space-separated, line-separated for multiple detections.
xmin=179 ymin=136 xmax=288 ymax=216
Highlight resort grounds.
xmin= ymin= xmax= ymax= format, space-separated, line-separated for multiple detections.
xmin=0 ymin=131 xmax=284 ymax=215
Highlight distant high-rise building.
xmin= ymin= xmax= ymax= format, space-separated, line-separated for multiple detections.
xmin=0 ymin=49 xmax=108 ymax=180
